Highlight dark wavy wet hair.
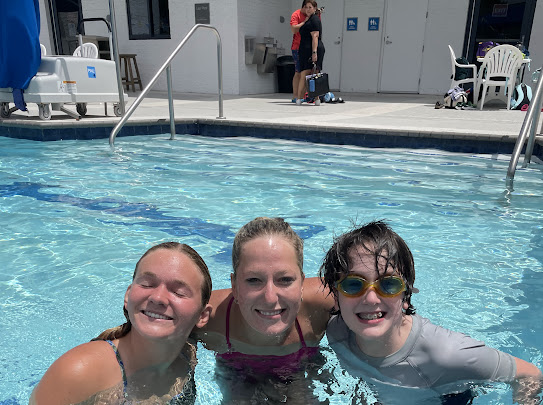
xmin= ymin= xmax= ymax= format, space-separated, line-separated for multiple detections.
xmin=319 ymin=220 xmax=416 ymax=315
xmin=95 ymin=242 xmax=212 ymax=340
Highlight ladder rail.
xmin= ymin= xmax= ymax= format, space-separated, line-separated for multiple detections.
xmin=505 ymin=67 xmax=543 ymax=191
xmin=109 ymin=24 xmax=224 ymax=147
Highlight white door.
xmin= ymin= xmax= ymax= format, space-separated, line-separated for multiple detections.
xmin=378 ymin=0 xmax=428 ymax=93
xmin=317 ymin=0 xmax=344 ymax=90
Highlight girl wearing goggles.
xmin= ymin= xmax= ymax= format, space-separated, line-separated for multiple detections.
xmin=320 ymin=221 xmax=541 ymax=404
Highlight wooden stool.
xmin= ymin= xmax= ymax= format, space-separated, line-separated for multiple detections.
xmin=119 ymin=54 xmax=143 ymax=92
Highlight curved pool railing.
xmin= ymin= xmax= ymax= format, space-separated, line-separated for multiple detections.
xmin=109 ymin=24 xmax=225 ymax=147
xmin=505 ymin=66 xmax=543 ymax=191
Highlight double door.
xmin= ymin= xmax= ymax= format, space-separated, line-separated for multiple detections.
xmin=316 ymin=0 xmax=429 ymax=93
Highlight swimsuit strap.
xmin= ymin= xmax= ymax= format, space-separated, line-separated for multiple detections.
xmin=225 ymin=296 xmax=235 ymax=350
xmin=295 ymin=318 xmax=307 ymax=348
xmin=105 ymin=339 xmax=129 ymax=398
xmin=225 ymin=296 xmax=307 ymax=349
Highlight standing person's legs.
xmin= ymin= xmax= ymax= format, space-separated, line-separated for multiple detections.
xmin=297 ymin=69 xmax=311 ymax=104
xmin=292 ymin=50 xmax=301 ymax=102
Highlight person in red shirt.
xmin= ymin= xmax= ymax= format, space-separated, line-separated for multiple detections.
xmin=290 ymin=5 xmax=308 ymax=103
xmin=295 ymin=0 xmax=325 ymax=104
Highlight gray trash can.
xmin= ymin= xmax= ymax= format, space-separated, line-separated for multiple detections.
xmin=276 ymin=55 xmax=295 ymax=93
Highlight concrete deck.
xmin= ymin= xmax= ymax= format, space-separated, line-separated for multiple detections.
xmin=1 ymin=91 xmax=542 ymax=156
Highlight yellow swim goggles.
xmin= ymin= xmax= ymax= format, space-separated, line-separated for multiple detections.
xmin=335 ymin=275 xmax=406 ymax=298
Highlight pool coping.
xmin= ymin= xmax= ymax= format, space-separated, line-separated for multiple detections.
xmin=1 ymin=117 xmax=542 ymax=158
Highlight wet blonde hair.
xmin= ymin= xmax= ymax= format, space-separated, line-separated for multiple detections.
xmin=231 ymin=217 xmax=304 ymax=278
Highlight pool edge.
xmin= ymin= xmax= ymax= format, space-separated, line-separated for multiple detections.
xmin=1 ymin=118 xmax=542 ymax=159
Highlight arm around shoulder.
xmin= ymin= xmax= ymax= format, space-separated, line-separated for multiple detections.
xmin=29 ymin=341 xmax=121 ymax=405
xmin=300 ymin=277 xmax=335 ymax=337
xmin=302 ymin=277 xmax=334 ymax=308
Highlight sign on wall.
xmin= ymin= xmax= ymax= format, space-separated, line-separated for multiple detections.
xmin=195 ymin=3 xmax=210 ymax=24
xmin=368 ymin=17 xmax=379 ymax=31
xmin=346 ymin=17 xmax=358 ymax=31
xmin=492 ymin=4 xmax=508 ymax=17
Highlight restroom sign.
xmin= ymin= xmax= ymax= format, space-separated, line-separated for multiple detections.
xmin=368 ymin=17 xmax=380 ymax=31
xmin=347 ymin=17 xmax=358 ymax=31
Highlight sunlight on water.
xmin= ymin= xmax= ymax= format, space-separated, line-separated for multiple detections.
xmin=0 ymin=135 xmax=542 ymax=404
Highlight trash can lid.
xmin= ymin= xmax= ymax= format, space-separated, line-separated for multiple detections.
xmin=276 ymin=55 xmax=294 ymax=65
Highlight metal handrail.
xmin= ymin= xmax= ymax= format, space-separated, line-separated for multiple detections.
xmin=109 ymin=24 xmax=225 ymax=147
xmin=505 ymin=67 xmax=543 ymax=191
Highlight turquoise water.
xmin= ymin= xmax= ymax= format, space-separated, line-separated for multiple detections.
xmin=1 ymin=134 xmax=542 ymax=404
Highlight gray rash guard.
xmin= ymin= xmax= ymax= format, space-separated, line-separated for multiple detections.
xmin=327 ymin=314 xmax=516 ymax=404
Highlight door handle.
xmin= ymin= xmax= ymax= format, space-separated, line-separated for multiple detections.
xmin=386 ymin=40 xmax=392 ymax=44
xmin=334 ymin=40 xmax=340 ymax=44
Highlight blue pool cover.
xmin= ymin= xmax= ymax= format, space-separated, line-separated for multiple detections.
xmin=0 ymin=0 xmax=41 ymax=111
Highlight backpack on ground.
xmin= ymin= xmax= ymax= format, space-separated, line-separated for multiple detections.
xmin=443 ymin=86 xmax=468 ymax=108
xmin=511 ymin=83 xmax=532 ymax=110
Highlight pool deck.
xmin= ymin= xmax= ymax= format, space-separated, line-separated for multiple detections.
xmin=1 ymin=91 xmax=542 ymax=156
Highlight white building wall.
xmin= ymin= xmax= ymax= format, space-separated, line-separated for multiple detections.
xmin=38 ymin=0 xmax=54 ymax=55
xmin=79 ymin=0 xmax=240 ymax=94
xmin=37 ymin=0 xmax=542 ymax=95
xmin=529 ymin=1 xmax=543 ymax=82
xmin=419 ymin=0 xmax=470 ymax=95
xmin=237 ymin=0 xmax=293 ymax=94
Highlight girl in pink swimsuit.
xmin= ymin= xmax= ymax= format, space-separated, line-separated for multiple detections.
xmin=193 ymin=217 xmax=335 ymax=402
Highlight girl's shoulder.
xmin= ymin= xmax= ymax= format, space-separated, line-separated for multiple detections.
xmin=30 ymin=340 xmax=122 ymax=405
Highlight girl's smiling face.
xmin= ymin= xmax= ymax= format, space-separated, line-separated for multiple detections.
xmin=336 ymin=246 xmax=411 ymax=356
xmin=125 ymin=248 xmax=210 ymax=342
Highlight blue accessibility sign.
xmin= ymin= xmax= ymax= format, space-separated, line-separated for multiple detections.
xmin=368 ymin=17 xmax=380 ymax=31
xmin=346 ymin=17 xmax=358 ymax=31
xmin=87 ymin=66 xmax=96 ymax=78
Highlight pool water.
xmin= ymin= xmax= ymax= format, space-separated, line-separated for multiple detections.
xmin=1 ymin=134 xmax=542 ymax=404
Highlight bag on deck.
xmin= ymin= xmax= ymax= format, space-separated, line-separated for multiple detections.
xmin=306 ymin=72 xmax=329 ymax=98
xmin=511 ymin=83 xmax=532 ymax=110
xmin=443 ymin=86 xmax=468 ymax=108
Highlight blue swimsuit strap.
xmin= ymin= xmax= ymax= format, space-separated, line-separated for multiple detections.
xmin=104 ymin=339 xmax=129 ymax=398
xmin=103 ymin=339 xmax=195 ymax=404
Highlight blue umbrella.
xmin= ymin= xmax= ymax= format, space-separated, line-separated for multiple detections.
xmin=0 ymin=0 xmax=41 ymax=111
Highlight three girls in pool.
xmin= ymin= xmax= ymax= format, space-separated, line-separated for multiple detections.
xmin=30 ymin=218 xmax=541 ymax=404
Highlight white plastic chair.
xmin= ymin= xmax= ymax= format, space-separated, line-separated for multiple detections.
xmin=477 ymin=44 xmax=524 ymax=110
xmin=40 ymin=44 xmax=47 ymax=56
xmin=448 ymin=45 xmax=477 ymax=97
xmin=73 ymin=43 xmax=99 ymax=58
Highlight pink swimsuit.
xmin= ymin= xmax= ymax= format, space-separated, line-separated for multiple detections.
xmin=215 ymin=297 xmax=319 ymax=377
